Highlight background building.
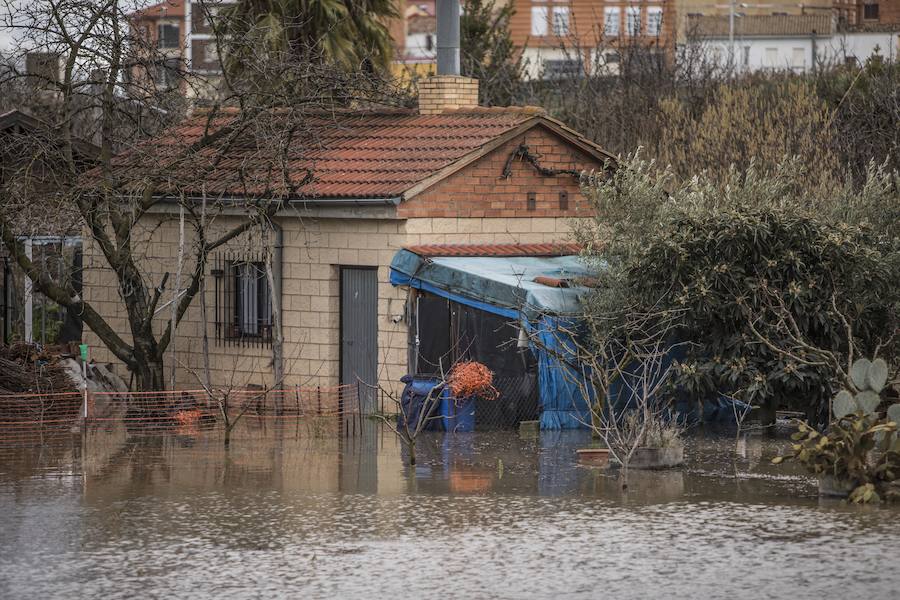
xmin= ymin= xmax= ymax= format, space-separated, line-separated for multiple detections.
xmin=128 ymin=0 xmax=229 ymax=96
xmin=508 ymin=1 xmax=677 ymax=78
xmin=685 ymin=11 xmax=899 ymax=72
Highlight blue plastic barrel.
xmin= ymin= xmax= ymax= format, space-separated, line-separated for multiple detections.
xmin=441 ymin=396 xmax=476 ymax=432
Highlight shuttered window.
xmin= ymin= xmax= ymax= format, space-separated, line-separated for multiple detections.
xmin=213 ymin=254 xmax=273 ymax=346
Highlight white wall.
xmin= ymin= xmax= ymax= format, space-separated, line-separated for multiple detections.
xmin=690 ymin=32 xmax=899 ymax=74
xmin=702 ymin=38 xmax=820 ymax=73
xmin=405 ymin=32 xmax=436 ymax=61
xmin=819 ymin=32 xmax=900 ymax=65
xmin=521 ymin=47 xmax=589 ymax=80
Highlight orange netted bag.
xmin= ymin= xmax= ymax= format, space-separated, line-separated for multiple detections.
xmin=447 ymin=361 xmax=499 ymax=401
xmin=174 ymin=408 xmax=201 ymax=426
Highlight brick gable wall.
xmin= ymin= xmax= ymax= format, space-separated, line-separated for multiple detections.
xmin=398 ymin=125 xmax=606 ymax=219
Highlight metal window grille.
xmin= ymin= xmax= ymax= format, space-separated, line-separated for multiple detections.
xmin=213 ymin=253 xmax=273 ymax=347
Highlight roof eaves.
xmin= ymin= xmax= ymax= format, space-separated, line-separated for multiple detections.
xmin=405 ymin=242 xmax=582 ymax=257
xmin=150 ymin=193 xmax=401 ymax=208
xmin=535 ymin=116 xmax=617 ymax=166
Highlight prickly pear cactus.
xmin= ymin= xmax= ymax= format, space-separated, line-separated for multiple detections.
xmin=833 ymin=390 xmax=857 ymax=419
xmin=868 ymin=359 xmax=888 ymax=394
xmin=888 ymin=404 xmax=900 ymax=426
xmin=832 ymin=358 xmax=897 ymax=421
xmin=850 ymin=358 xmax=872 ymax=390
xmin=857 ymin=391 xmax=882 ymax=414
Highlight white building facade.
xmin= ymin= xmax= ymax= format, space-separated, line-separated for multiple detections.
xmin=686 ymin=14 xmax=899 ymax=73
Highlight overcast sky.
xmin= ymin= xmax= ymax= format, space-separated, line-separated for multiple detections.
xmin=0 ymin=0 xmax=21 ymax=53
xmin=0 ymin=0 xmax=150 ymax=55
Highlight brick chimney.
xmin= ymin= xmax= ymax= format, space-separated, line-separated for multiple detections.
xmin=418 ymin=76 xmax=480 ymax=114
xmin=419 ymin=0 xmax=479 ymax=114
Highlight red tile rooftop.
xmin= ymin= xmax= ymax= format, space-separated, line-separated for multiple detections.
xmin=88 ymin=106 xmax=611 ymax=201
xmin=405 ymin=243 xmax=582 ymax=258
xmin=132 ymin=0 xmax=184 ymax=18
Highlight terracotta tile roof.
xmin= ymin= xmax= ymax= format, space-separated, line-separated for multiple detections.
xmin=405 ymin=243 xmax=582 ymax=257
xmin=99 ymin=105 xmax=608 ymax=201
xmin=687 ymin=14 xmax=834 ymax=38
xmin=132 ymin=0 xmax=184 ymax=19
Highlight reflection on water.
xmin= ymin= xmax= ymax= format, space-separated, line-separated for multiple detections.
xmin=1 ymin=421 xmax=898 ymax=599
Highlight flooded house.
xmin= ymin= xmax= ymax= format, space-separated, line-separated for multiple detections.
xmin=81 ymin=3 xmax=612 ymax=421
xmin=82 ymin=73 xmax=612 ymax=410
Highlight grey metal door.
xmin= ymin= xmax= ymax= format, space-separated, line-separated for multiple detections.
xmin=340 ymin=267 xmax=378 ymax=414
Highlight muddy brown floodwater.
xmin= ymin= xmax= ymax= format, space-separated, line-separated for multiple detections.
xmin=1 ymin=422 xmax=899 ymax=599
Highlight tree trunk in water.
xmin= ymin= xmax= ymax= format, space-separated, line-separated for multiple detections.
xmin=131 ymin=327 xmax=166 ymax=390
xmin=408 ymin=439 xmax=417 ymax=465
xmin=133 ymin=358 xmax=165 ymax=391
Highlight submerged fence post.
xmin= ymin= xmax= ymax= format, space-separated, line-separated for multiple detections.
xmin=79 ymin=344 xmax=89 ymax=431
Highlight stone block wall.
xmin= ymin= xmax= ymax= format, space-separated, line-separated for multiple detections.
xmin=82 ymin=215 xmax=411 ymax=395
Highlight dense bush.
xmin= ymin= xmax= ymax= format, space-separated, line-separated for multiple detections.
xmin=633 ymin=207 xmax=894 ymax=421
xmin=658 ymin=79 xmax=836 ymax=184
xmin=577 ymin=156 xmax=899 ymax=423
xmin=816 ymin=57 xmax=900 ymax=184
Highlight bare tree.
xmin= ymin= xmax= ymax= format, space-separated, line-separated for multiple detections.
xmin=0 ymin=0 xmax=406 ymax=390
xmin=579 ymin=334 xmax=680 ymax=479
xmin=374 ymin=380 xmax=445 ymax=466
xmin=747 ymin=287 xmax=900 ymax=425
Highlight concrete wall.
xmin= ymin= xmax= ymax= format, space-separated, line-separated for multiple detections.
xmin=82 ymin=212 xmax=580 ymax=397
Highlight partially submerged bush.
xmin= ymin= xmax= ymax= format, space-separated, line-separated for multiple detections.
xmin=577 ymin=155 xmax=899 ymax=422
xmin=639 ymin=413 xmax=684 ymax=449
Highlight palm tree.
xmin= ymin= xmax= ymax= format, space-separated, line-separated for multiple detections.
xmin=218 ymin=0 xmax=398 ymax=77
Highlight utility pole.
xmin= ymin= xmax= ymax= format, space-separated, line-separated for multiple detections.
xmin=729 ymin=0 xmax=736 ymax=70
xmin=23 ymin=237 xmax=32 ymax=344
xmin=184 ymin=0 xmax=192 ymax=70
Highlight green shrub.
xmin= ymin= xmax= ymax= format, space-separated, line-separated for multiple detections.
xmin=578 ymin=155 xmax=899 ymax=422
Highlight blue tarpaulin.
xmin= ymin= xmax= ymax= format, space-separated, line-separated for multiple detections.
xmin=527 ymin=316 xmax=593 ymax=429
xmin=390 ymin=249 xmax=594 ymax=430
xmin=389 ymin=250 xmax=591 ymax=320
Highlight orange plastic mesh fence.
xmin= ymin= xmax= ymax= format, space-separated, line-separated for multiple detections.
xmin=0 ymin=385 xmax=362 ymax=447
